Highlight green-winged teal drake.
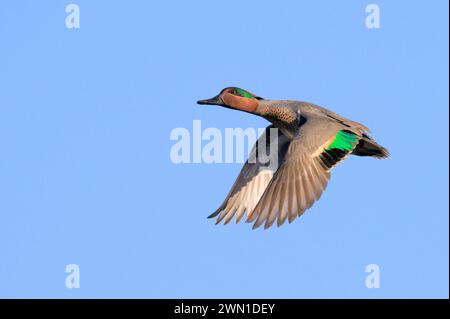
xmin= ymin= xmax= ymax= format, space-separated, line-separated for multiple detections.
xmin=197 ymin=87 xmax=389 ymax=229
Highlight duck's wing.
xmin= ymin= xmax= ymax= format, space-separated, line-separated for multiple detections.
xmin=249 ymin=116 xmax=361 ymax=229
xmin=208 ymin=125 xmax=291 ymax=225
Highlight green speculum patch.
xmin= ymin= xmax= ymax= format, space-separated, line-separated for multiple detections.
xmin=326 ymin=131 xmax=359 ymax=151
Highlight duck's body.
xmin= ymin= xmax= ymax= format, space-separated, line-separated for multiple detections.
xmin=198 ymin=87 xmax=389 ymax=229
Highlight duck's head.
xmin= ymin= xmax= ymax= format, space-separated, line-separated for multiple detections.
xmin=197 ymin=87 xmax=263 ymax=113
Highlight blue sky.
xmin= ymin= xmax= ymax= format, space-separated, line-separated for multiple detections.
xmin=0 ymin=0 xmax=448 ymax=298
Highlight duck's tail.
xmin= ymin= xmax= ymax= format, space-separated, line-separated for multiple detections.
xmin=352 ymin=134 xmax=390 ymax=159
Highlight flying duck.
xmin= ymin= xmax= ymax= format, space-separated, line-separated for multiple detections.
xmin=197 ymin=87 xmax=389 ymax=229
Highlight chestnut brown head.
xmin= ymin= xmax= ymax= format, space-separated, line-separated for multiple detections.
xmin=197 ymin=87 xmax=263 ymax=113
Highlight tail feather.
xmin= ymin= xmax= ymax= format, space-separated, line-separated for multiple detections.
xmin=352 ymin=135 xmax=389 ymax=159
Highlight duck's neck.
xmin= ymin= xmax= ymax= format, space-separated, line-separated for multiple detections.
xmin=255 ymin=102 xmax=300 ymax=139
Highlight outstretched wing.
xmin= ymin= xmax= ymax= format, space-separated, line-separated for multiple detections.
xmin=208 ymin=125 xmax=291 ymax=224
xmin=249 ymin=116 xmax=361 ymax=229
